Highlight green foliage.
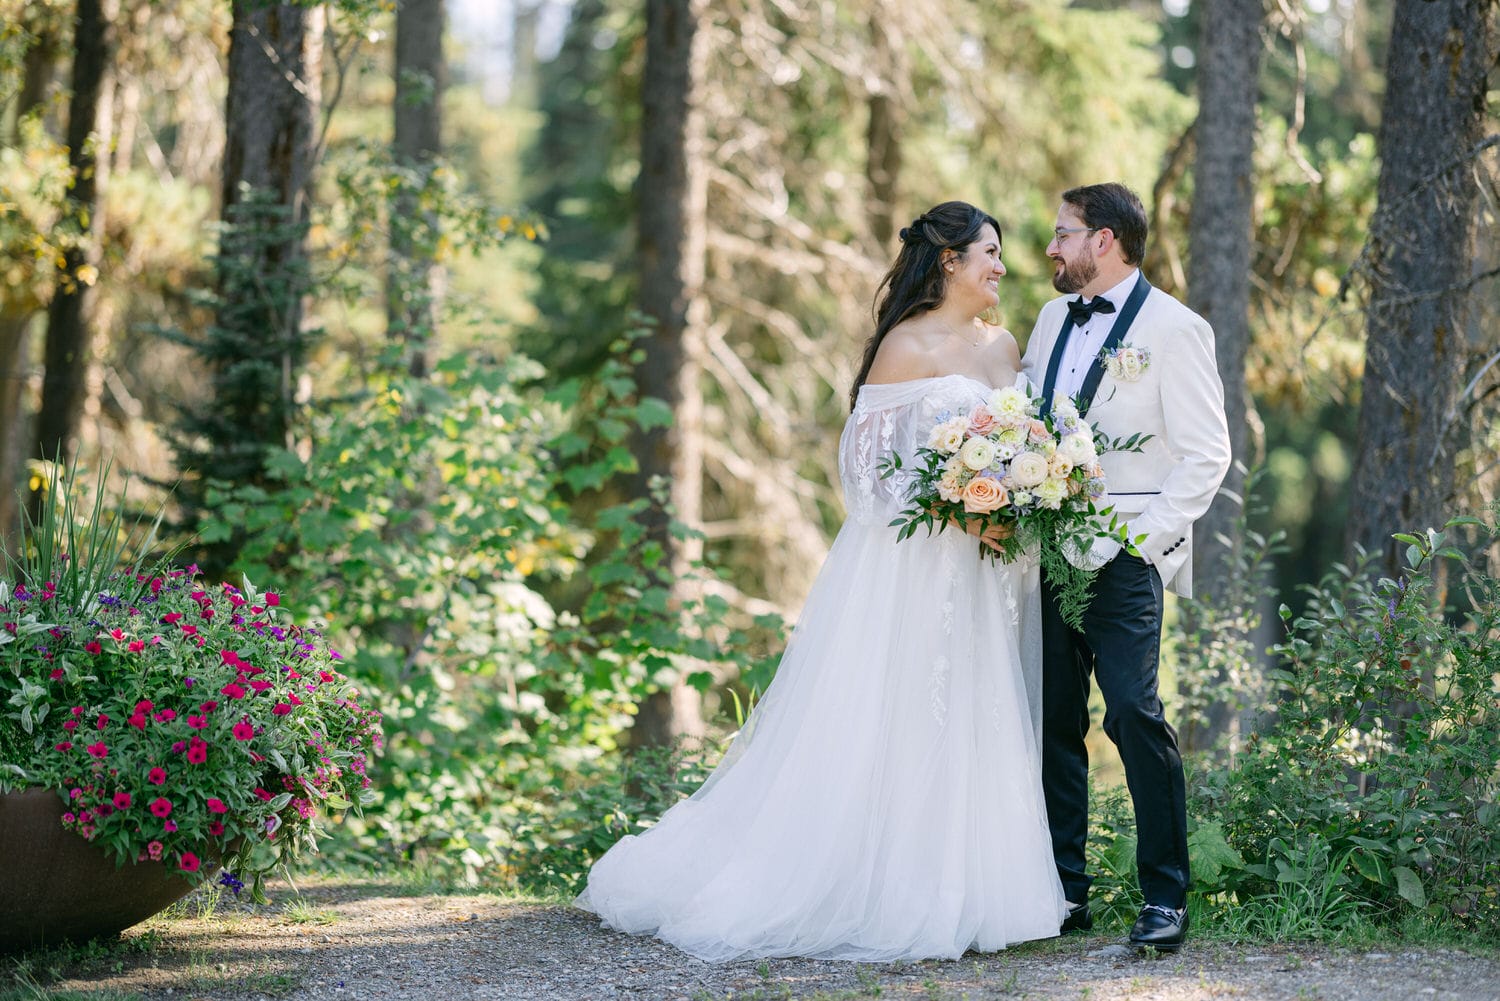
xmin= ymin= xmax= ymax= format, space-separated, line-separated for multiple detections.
xmin=165 ymin=187 xmax=321 ymax=575
xmin=1172 ymin=465 xmax=1287 ymax=752
xmin=1192 ymin=514 xmax=1500 ymax=935
xmin=198 ymin=334 xmax=783 ymax=884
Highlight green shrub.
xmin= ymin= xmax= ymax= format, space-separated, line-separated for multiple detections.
xmin=1194 ymin=514 xmax=1500 ymax=935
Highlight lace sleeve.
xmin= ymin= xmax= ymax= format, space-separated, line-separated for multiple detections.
xmin=838 ymin=381 xmax=953 ymax=526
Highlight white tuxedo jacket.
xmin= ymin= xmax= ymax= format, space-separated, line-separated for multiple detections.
xmin=1021 ymin=277 xmax=1231 ymax=598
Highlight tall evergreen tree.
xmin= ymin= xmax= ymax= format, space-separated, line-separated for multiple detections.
xmin=173 ymin=2 xmax=323 ymax=575
xmin=1346 ymin=0 xmax=1496 ymax=570
xmin=628 ymin=0 xmax=709 ymax=748
xmin=388 ymin=0 xmax=445 ymax=379
xmin=32 ymin=0 xmax=116 ymax=491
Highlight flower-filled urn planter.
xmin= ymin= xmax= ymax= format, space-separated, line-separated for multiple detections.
xmin=0 ymin=788 xmax=212 ymax=952
xmin=1 ymin=467 xmax=384 ymax=953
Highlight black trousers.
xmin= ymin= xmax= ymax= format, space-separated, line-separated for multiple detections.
xmin=1040 ymin=553 xmax=1189 ymax=909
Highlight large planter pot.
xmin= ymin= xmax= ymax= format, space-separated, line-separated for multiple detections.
xmin=0 ymin=789 xmax=216 ymax=953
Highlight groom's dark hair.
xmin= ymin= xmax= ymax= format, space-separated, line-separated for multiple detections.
xmin=1062 ymin=183 xmax=1147 ymax=266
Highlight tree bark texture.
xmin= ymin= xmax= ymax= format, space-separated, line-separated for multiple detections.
xmin=1187 ymin=0 xmax=1261 ymax=598
xmin=33 ymin=0 xmax=116 ymax=481
xmin=1182 ymin=0 xmax=1263 ymax=754
xmin=193 ymin=1 xmax=322 ymax=573
xmin=1346 ymin=0 xmax=1496 ymax=572
xmin=630 ymin=0 xmax=709 ymax=750
xmin=865 ymin=16 xmax=904 ymax=251
xmin=388 ymin=0 xmax=446 ymax=379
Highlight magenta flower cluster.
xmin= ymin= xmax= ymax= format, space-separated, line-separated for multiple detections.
xmin=1 ymin=569 xmax=383 ymax=885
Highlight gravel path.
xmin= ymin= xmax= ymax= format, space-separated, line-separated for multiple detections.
xmin=34 ymin=880 xmax=1500 ymax=1001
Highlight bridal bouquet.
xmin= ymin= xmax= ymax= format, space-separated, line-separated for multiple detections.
xmin=878 ymin=386 xmax=1146 ymax=627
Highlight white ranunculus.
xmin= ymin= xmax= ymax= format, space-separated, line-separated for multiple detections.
xmin=1008 ymin=450 xmax=1049 ymax=488
xmin=1048 ymin=453 xmax=1074 ymax=479
xmin=1118 ymin=348 xmax=1146 ymax=381
xmin=959 ymin=436 xmax=996 ymax=471
xmin=1058 ymin=432 xmax=1097 ymax=465
xmin=1034 ymin=477 xmax=1068 ymax=510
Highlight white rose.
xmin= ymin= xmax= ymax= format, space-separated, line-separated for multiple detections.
xmin=1035 ymin=477 xmax=1068 ymax=510
xmin=1008 ymin=451 xmax=1049 ymax=488
xmin=1118 ymin=348 xmax=1145 ymax=381
xmin=959 ymin=436 xmax=996 ymax=471
xmin=1058 ymin=432 xmax=1096 ymax=465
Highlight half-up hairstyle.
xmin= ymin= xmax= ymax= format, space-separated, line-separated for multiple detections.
xmin=849 ymin=201 xmax=1002 ymax=410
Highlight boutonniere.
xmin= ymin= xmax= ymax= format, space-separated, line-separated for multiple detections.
xmin=1101 ymin=343 xmax=1150 ymax=382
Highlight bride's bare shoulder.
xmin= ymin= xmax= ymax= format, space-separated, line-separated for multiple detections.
xmin=865 ymin=322 xmax=943 ymax=385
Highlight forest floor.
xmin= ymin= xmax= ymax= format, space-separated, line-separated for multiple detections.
xmin=8 ymin=877 xmax=1500 ymax=1001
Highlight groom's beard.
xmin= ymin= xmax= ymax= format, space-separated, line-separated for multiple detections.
xmin=1051 ymin=254 xmax=1098 ymax=294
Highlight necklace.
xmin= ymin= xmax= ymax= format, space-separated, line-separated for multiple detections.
xmin=939 ymin=318 xmax=983 ymax=348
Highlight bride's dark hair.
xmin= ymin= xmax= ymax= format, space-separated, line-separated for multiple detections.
xmin=849 ymin=201 xmax=1002 ymax=410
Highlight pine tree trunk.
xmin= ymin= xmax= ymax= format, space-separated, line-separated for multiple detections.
xmin=630 ymin=0 xmax=708 ymax=750
xmin=1180 ymin=0 xmax=1262 ymax=753
xmin=32 ymin=0 xmax=116 ymax=493
xmin=388 ymin=0 xmax=446 ymax=379
xmin=194 ymin=1 xmax=323 ymax=573
xmin=865 ymin=17 xmax=903 ymax=251
xmin=1346 ymin=0 xmax=1496 ymax=572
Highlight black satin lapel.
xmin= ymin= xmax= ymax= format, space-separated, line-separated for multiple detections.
xmin=1076 ymin=274 xmax=1153 ymax=416
xmin=1040 ymin=314 xmax=1077 ymax=419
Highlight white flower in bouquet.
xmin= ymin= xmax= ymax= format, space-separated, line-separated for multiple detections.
xmin=987 ymin=386 xmax=1033 ymax=425
xmin=1103 ymin=344 xmax=1151 ymax=382
xmin=959 ymin=437 xmax=996 ymax=471
xmin=994 ymin=427 xmax=1025 ymax=461
xmin=1058 ymin=432 xmax=1097 ymax=465
xmin=1011 ymin=489 xmax=1034 ymax=507
xmin=1048 ymin=453 xmax=1074 ymax=479
xmin=1008 ymin=451 xmax=1049 ymax=488
xmin=927 ymin=416 xmax=968 ymax=453
xmin=937 ymin=466 xmax=965 ymax=503
xmin=1035 ymin=477 xmax=1068 ymax=510
xmin=1052 ymin=397 xmax=1080 ymax=422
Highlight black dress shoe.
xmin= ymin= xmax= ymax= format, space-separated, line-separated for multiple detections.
xmin=1129 ymin=904 xmax=1188 ymax=951
xmin=1059 ymin=901 xmax=1093 ymax=934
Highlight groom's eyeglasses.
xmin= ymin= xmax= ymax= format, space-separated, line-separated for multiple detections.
xmin=1052 ymin=226 xmax=1099 ymax=244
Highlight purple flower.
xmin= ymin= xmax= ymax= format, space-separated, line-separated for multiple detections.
xmin=218 ymin=872 xmax=245 ymax=896
xmin=184 ymin=677 xmax=196 ymax=689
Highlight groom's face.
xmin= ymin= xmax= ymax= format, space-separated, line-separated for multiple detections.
xmin=1048 ymin=205 xmax=1099 ymax=295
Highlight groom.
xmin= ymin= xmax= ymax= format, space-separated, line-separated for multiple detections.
xmin=1021 ymin=183 xmax=1231 ymax=952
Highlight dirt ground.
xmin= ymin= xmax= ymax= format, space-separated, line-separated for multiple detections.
xmin=19 ymin=879 xmax=1500 ymax=1001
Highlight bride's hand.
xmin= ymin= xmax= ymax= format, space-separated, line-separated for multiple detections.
xmin=968 ymin=520 xmax=1013 ymax=552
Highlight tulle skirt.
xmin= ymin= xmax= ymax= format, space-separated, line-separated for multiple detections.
xmin=576 ymin=523 xmax=1067 ymax=962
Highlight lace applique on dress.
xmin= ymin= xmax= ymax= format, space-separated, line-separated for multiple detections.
xmin=929 ymin=654 xmax=950 ymax=726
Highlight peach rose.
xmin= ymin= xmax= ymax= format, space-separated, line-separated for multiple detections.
xmin=1027 ymin=419 xmax=1052 ymax=445
xmin=967 ymin=405 xmax=997 ymax=437
xmin=962 ymin=476 xmax=1009 ymax=514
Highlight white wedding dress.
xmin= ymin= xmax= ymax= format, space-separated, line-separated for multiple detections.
xmin=576 ymin=374 xmax=1067 ymax=962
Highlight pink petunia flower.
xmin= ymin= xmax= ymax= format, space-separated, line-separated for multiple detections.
xmin=232 ymin=720 xmax=255 ymax=741
xmin=187 ymin=737 xmax=208 ymax=764
xmin=95 ymin=713 xmax=109 ymax=730
xmin=208 ymin=820 xmax=225 ymax=836
xmin=127 ymin=640 xmax=145 ymax=653
xmin=55 ymin=741 xmax=74 ymax=752
xmin=179 ymin=852 xmax=199 ymax=872
xmin=148 ymin=797 xmax=172 ymax=818
xmin=85 ymin=742 xmax=108 ymax=758
xmin=206 ymin=797 xmax=228 ymax=814
xmin=272 ymin=703 xmax=292 ymax=716
xmin=148 ymin=767 xmax=167 ymax=785
xmin=187 ymin=714 xmax=208 ymax=729
xmin=112 ymin=792 xmax=131 ymax=809
xmin=85 ymin=641 xmax=102 ymax=655
xmin=220 ymin=683 xmax=246 ymax=699
xmin=147 ymin=840 xmax=163 ymax=860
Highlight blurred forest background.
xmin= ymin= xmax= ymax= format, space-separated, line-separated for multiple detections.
xmin=2 ymin=0 xmax=1497 ymax=934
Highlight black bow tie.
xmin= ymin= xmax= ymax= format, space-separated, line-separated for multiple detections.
xmin=1066 ymin=296 xmax=1116 ymax=327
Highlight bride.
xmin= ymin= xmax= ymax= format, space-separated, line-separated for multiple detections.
xmin=577 ymin=201 xmax=1068 ymax=962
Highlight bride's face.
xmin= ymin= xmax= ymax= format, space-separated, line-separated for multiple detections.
xmin=943 ymin=224 xmax=1005 ymax=311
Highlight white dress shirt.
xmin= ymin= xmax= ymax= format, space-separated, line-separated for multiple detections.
xmin=1053 ymin=269 xmax=1140 ymax=401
